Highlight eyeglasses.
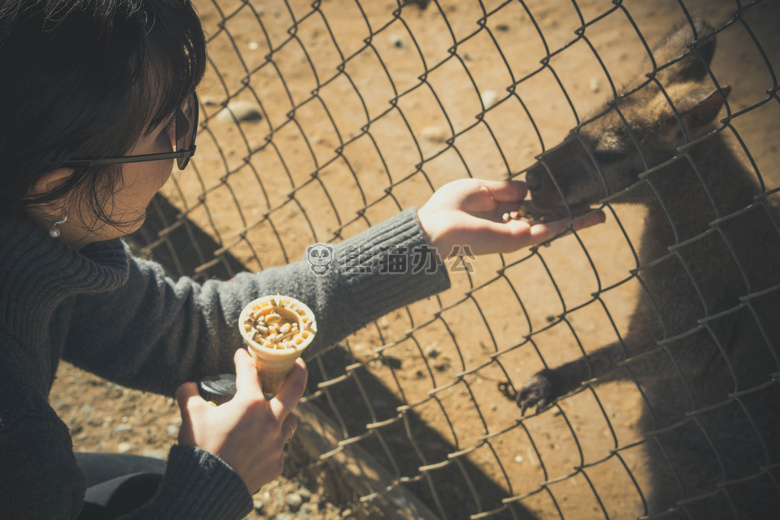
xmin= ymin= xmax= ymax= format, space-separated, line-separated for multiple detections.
xmin=63 ymin=91 xmax=199 ymax=171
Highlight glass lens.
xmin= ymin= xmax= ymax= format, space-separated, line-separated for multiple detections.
xmin=176 ymin=92 xmax=198 ymax=169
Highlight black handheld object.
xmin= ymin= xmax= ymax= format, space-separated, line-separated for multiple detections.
xmin=198 ymin=374 xmax=237 ymax=405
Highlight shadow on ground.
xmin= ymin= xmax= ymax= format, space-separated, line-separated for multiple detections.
xmin=127 ymin=194 xmax=537 ymax=520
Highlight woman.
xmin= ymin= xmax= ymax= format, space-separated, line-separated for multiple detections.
xmin=0 ymin=1 xmax=604 ymax=518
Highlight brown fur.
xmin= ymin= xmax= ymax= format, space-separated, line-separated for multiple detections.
xmin=516 ymin=19 xmax=780 ymax=519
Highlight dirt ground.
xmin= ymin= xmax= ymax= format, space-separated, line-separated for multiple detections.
xmin=52 ymin=0 xmax=779 ymax=519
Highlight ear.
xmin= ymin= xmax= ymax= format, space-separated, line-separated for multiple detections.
xmin=653 ymin=18 xmax=717 ymax=85
xmin=661 ymin=85 xmax=730 ymax=148
xmin=28 ymin=168 xmax=74 ymax=197
xmin=24 ymin=168 xmax=74 ymax=223
xmin=678 ymin=85 xmax=731 ymax=129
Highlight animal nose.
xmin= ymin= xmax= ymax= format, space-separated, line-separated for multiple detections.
xmin=525 ymin=167 xmax=545 ymax=192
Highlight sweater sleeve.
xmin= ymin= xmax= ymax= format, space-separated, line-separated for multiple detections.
xmin=62 ymin=207 xmax=451 ymax=397
xmin=119 ymin=445 xmax=252 ymax=520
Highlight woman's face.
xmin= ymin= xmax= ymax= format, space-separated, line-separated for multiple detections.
xmin=96 ymin=115 xmax=178 ymax=234
xmin=36 ymin=114 xmax=178 ymax=250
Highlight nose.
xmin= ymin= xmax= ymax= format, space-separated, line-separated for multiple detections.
xmin=525 ymin=166 xmax=545 ymax=192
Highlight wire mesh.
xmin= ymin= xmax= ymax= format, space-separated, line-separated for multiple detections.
xmin=129 ymin=0 xmax=780 ymax=518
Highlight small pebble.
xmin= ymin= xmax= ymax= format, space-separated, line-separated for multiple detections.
xmin=253 ymin=498 xmax=265 ymax=513
xmin=421 ymin=126 xmax=448 ymax=143
xmin=217 ymin=101 xmax=262 ymax=123
xmin=389 ymin=34 xmax=407 ymax=49
xmin=286 ymin=492 xmax=303 ymax=511
xmin=433 ymin=359 xmax=450 ymax=371
xmin=201 ymin=96 xmax=222 ymax=106
xmin=481 ymin=90 xmax=499 ymax=109
xmin=424 ymin=344 xmax=442 ymax=358
xmin=141 ymin=449 xmax=167 ymax=460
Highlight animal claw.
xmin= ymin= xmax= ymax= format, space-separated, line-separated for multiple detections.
xmin=517 ymin=370 xmax=555 ymax=415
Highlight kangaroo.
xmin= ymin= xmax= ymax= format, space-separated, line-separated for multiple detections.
xmin=511 ymin=19 xmax=780 ymax=519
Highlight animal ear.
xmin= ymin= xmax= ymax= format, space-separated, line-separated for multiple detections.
xmin=660 ymin=86 xmax=730 ymax=148
xmin=653 ymin=18 xmax=717 ymax=85
xmin=678 ymin=85 xmax=731 ymax=129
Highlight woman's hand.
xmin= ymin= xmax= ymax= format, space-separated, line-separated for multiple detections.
xmin=175 ymin=349 xmax=308 ymax=494
xmin=416 ymin=178 xmax=605 ymax=258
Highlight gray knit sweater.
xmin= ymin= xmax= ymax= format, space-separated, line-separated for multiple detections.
xmin=0 ymin=207 xmax=450 ymax=519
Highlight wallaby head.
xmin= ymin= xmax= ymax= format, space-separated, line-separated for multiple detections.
xmin=526 ymin=19 xmax=735 ymax=221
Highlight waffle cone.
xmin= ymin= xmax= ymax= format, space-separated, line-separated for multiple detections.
xmin=238 ymin=295 xmax=317 ymax=397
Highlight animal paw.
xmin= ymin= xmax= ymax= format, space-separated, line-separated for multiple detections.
xmin=517 ymin=370 xmax=556 ymax=415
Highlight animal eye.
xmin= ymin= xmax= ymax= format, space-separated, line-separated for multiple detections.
xmin=593 ymin=150 xmax=624 ymax=163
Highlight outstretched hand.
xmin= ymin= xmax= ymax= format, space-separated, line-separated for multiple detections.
xmin=416 ymin=179 xmax=605 ymax=258
xmin=175 ymin=349 xmax=307 ymax=494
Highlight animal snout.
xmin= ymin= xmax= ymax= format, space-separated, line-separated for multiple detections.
xmin=525 ymin=167 xmax=545 ymax=192
xmin=524 ymin=164 xmax=566 ymax=211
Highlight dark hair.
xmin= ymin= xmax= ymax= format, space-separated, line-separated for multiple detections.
xmin=0 ymin=0 xmax=206 ymax=222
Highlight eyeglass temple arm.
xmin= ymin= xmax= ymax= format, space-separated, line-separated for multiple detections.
xmin=62 ymin=147 xmax=196 ymax=168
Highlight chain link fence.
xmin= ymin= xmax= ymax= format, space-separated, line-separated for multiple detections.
xmin=128 ymin=0 xmax=780 ymax=518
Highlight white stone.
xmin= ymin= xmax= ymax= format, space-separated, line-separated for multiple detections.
xmin=217 ymin=101 xmax=262 ymax=123
xmin=481 ymin=90 xmax=499 ymax=109
xmin=421 ymin=126 xmax=448 ymax=143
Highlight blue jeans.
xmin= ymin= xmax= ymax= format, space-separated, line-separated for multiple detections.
xmin=75 ymin=453 xmax=165 ymax=520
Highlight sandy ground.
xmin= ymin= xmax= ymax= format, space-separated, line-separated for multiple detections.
xmin=52 ymin=0 xmax=779 ymax=519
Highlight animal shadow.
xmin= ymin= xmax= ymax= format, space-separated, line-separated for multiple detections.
xmin=506 ymin=18 xmax=780 ymax=520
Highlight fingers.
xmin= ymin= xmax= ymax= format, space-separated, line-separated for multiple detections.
xmin=270 ymin=357 xmax=308 ymax=419
xmin=173 ymin=353 xmax=304 ymax=492
xmin=175 ymin=381 xmax=207 ymax=446
xmin=570 ymin=209 xmax=607 ymax=231
xmin=458 ymin=180 xmax=528 ymax=213
xmin=453 ymin=206 xmax=606 ymax=256
xmin=233 ymin=348 xmax=263 ymax=397
xmin=282 ymin=415 xmax=298 ymax=443
xmin=175 ymin=381 xmax=207 ymax=411
xmin=477 ymin=179 xmax=528 ymax=203
xmin=529 ymin=209 xmax=606 ymax=243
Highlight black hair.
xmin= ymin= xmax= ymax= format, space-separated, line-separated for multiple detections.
xmin=0 ymin=0 xmax=206 ymax=223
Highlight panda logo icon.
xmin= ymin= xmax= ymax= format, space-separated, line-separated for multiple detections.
xmin=306 ymin=243 xmax=334 ymax=275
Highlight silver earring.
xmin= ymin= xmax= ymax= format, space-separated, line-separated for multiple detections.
xmin=49 ymin=213 xmax=68 ymax=238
